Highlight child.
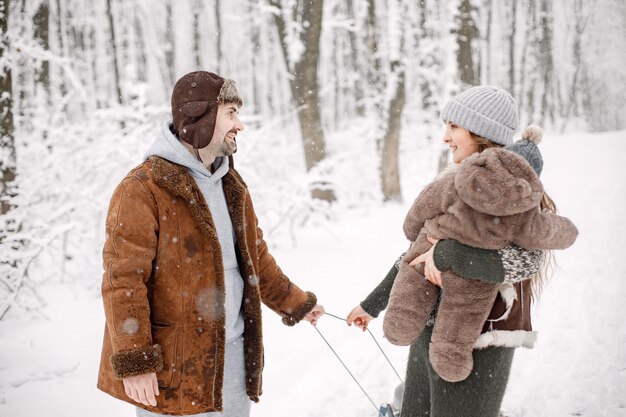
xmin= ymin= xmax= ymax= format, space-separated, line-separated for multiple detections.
xmin=383 ymin=122 xmax=578 ymax=383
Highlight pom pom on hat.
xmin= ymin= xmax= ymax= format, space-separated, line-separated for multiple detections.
xmin=521 ymin=124 xmax=543 ymax=144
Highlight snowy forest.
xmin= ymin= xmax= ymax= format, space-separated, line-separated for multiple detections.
xmin=0 ymin=1 xmax=625 ymax=416
xmin=1 ymin=0 xmax=624 ymax=320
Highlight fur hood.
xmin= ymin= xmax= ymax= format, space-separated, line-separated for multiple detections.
xmin=455 ymin=148 xmax=544 ymax=217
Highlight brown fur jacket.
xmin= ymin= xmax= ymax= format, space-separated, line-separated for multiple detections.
xmin=404 ymin=148 xmax=578 ymax=253
xmin=97 ymin=157 xmax=316 ymax=415
xmin=383 ymin=148 xmax=578 ymax=382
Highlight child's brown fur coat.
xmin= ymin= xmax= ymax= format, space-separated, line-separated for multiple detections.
xmin=383 ymin=148 xmax=578 ymax=382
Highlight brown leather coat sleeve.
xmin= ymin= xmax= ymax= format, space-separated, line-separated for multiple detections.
xmin=101 ymin=175 xmax=162 ymax=377
xmin=252 ymin=212 xmax=316 ymax=326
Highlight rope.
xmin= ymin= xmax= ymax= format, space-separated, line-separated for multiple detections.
xmin=312 ymin=311 xmax=405 ymax=413
xmin=324 ymin=312 xmax=404 ymax=384
xmin=313 ymin=325 xmax=379 ymax=412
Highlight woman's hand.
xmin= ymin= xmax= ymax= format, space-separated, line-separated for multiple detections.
xmin=346 ymin=305 xmax=374 ymax=332
xmin=410 ymin=236 xmax=443 ymax=287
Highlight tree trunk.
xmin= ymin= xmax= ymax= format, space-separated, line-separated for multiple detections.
xmin=0 ymin=0 xmax=16 ymax=217
xmin=539 ymin=0 xmax=554 ymax=126
xmin=132 ymin=5 xmax=147 ymax=82
xmin=365 ymin=0 xmax=381 ymax=95
xmin=249 ymin=0 xmax=261 ymax=119
xmin=508 ymin=0 xmax=516 ymax=94
xmin=520 ymin=0 xmax=537 ymax=124
xmin=346 ymin=0 xmax=364 ymax=116
xmin=381 ymin=67 xmax=405 ymax=201
xmin=364 ymin=0 xmax=384 ymax=152
xmin=192 ymin=0 xmax=202 ymax=69
xmin=380 ymin=0 xmax=407 ymax=201
xmin=215 ymin=0 xmax=222 ymax=74
xmin=32 ymin=0 xmax=49 ymax=97
xmin=418 ymin=0 xmax=433 ymax=109
xmin=456 ymin=0 xmax=478 ymax=86
xmin=164 ymin=0 xmax=175 ymax=86
xmin=560 ymin=0 xmax=586 ymax=133
xmin=484 ymin=0 xmax=492 ymax=84
xmin=53 ymin=0 xmax=66 ymax=96
xmin=270 ymin=0 xmax=335 ymax=202
xmin=105 ymin=0 xmax=123 ymax=106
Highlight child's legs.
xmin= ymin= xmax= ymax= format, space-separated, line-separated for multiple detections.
xmin=384 ymin=261 xmax=438 ymax=346
xmin=429 ymin=272 xmax=500 ymax=381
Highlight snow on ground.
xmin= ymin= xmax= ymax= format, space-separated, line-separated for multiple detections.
xmin=0 ymin=130 xmax=624 ymax=417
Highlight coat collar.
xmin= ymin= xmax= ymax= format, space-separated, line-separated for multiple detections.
xmin=148 ymin=156 xmax=248 ymax=230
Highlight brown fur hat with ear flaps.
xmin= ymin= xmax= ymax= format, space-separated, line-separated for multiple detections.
xmin=171 ymin=71 xmax=243 ymax=149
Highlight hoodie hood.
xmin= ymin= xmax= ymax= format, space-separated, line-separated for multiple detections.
xmin=144 ymin=121 xmax=229 ymax=183
xmin=455 ymin=148 xmax=544 ymax=217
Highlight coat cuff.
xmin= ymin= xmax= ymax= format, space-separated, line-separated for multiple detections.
xmin=282 ymin=291 xmax=317 ymax=326
xmin=110 ymin=344 xmax=164 ymax=379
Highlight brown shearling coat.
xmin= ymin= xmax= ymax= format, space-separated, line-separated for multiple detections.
xmin=384 ymin=148 xmax=578 ymax=382
xmin=97 ymin=156 xmax=316 ymax=415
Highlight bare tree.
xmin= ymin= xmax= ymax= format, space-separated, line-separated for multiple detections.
xmin=538 ymin=0 xmax=554 ymax=126
xmin=192 ymin=0 xmax=203 ymax=69
xmin=269 ymin=0 xmax=335 ymax=202
xmin=483 ymin=0 xmax=492 ymax=84
xmin=105 ymin=0 xmax=123 ymax=106
xmin=0 ymin=0 xmax=15 ymax=217
xmin=456 ymin=0 xmax=478 ymax=86
xmin=560 ymin=0 xmax=588 ymax=133
xmin=32 ymin=0 xmax=49 ymax=96
xmin=508 ymin=0 xmax=516 ymax=94
xmin=248 ymin=0 xmax=261 ymax=118
xmin=365 ymin=0 xmax=382 ymax=116
xmin=345 ymin=0 xmax=364 ymax=117
xmin=380 ymin=0 xmax=407 ymax=201
xmin=215 ymin=0 xmax=222 ymax=74
xmin=380 ymin=64 xmax=405 ymax=201
xmin=164 ymin=0 xmax=175 ymax=86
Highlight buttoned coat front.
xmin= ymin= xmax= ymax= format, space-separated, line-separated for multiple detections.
xmin=97 ymin=156 xmax=316 ymax=415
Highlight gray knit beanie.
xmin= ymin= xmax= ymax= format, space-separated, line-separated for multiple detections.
xmin=440 ymin=86 xmax=519 ymax=146
xmin=506 ymin=125 xmax=544 ymax=176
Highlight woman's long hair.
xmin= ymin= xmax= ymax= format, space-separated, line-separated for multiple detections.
xmin=471 ymin=133 xmax=556 ymax=302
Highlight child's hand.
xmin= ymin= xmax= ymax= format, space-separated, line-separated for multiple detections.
xmin=346 ymin=305 xmax=374 ymax=332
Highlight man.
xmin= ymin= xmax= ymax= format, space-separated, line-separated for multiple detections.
xmin=97 ymin=71 xmax=324 ymax=416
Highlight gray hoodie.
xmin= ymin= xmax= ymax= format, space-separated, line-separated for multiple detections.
xmin=144 ymin=121 xmax=245 ymax=342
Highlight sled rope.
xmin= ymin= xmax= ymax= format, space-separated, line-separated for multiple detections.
xmin=313 ymin=325 xmax=379 ymax=412
xmin=325 ymin=312 xmax=404 ymax=384
xmin=313 ymin=312 xmax=405 ymax=413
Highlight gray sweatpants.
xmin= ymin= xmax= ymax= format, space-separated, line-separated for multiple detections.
xmin=401 ymin=325 xmax=515 ymax=417
xmin=136 ymin=335 xmax=251 ymax=417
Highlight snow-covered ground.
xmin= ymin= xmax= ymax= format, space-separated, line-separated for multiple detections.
xmin=0 ymin=130 xmax=624 ymax=417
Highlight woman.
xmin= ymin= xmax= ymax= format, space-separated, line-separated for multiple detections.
xmin=347 ymin=86 xmax=560 ymax=417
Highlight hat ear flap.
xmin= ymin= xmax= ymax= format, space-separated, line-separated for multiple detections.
xmin=180 ymin=100 xmax=211 ymax=118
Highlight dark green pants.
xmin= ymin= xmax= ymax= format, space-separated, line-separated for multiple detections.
xmin=401 ymin=326 xmax=515 ymax=417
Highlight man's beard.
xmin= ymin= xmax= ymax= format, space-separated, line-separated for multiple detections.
xmin=220 ymin=139 xmax=237 ymax=156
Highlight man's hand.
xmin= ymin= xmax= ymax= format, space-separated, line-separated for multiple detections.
xmin=410 ymin=236 xmax=443 ymax=287
xmin=123 ymin=372 xmax=159 ymax=407
xmin=304 ymin=304 xmax=325 ymax=326
xmin=346 ymin=305 xmax=374 ymax=332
